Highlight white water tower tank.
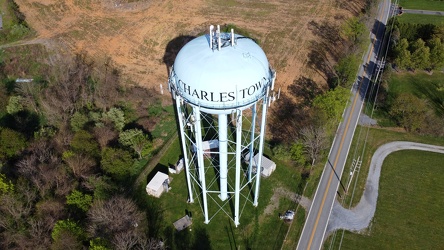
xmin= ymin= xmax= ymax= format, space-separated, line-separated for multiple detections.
xmin=169 ymin=25 xmax=276 ymax=226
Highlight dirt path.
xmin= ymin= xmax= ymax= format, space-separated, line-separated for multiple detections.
xmin=326 ymin=141 xmax=444 ymax=234
xmin=133 ymin=133 xmax=178 ymax=189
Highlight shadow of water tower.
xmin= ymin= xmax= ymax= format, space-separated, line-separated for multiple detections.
xmin=168 ymin=25 xmax=276 ymax=226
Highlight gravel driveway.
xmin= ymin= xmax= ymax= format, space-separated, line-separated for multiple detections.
xmin=326 ymin=141 xmax=444 ymax=234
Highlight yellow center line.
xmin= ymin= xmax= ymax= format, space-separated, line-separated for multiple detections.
xmin=305 ymin=2 xmax=387 ymax=249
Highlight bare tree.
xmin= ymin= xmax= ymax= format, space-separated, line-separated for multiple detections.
xmin=113 ymin=231 xmax=140 ymax=250
xmin=35 ymin=199 xmax=66 ymax=228
xmin=40 ymin=52 xmax=95 ymax=126
xmin=15 ymin=81 xmax=41 ymax=114
xmin=17 ymin=140 xmax=74 ymax=198
xmin=113 ymin=231 xmax=165 ymax=250
xmin=93 ymin=125 xmax=118 ymax=149
xmin=88 ymin=196 xmax=144 ymax=240
xmin=64 ymin=153 xmax=96 ymax=179
xmin=300 ymin=125 xmax=328 ymax=166
xmin=28 ymin=219 xmax=52 ymax=249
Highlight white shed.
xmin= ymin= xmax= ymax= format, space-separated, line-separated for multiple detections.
xmin=248 ymin=153 xmax=276 ymax=177
xmin=191 ymin=139 xmax=219 ymax=156
xmin=146 ymin=172 xmax=170 ymax=198
xmin=169 ymin=158 xmax=184 ymax=174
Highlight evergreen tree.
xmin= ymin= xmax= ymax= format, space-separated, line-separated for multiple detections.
xmin=428 ymin=37 xmax=444 ymax=70
xmin=411 ymin=38 xmax=430 ymax=70
xmin=394 ymin=38 xmax=412 ymax=69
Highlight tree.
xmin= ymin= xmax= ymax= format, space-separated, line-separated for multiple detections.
xmin=70 ymin=130 xmax=100 ymax=158
xmin=0 ymin=174 xmax=13 ymax=193
xmin=51 ymin=219 xmax=85 ymax=249
xmin=119 ymin=129 xmax=151 ymax=159
xmin=90 ymin=237 xmax=112 ymax=250
xmin=70 ymin=111 xmax=89 ymax=132
xmin=428 ymin=37 xmax=444 ymax=70
xmin=93 ymin=125 xmax=118 ymax=149
xmin=102 ymin=107 xmax=125 ymax=131
xmin=66 ymin=189 xmax=93 ymax=212
xmin=6 ymin=95 xmax=24 ymax=114
xmin=100 ymin=147 xmax=133 ymax=180
xmin=64 ymin=152 xmax=96 ymax=179
xmin=411 ymin=38 xmax=431 ymax=70
xmin=301 ymin=125 xmax=328 ymax=166
xmin=313 ymin=86 xmax=350 ymax=125
xmin=394 ymin=38 xmax=412 ymax=69
xmin=334 ymin=54 xmax=359 ymax=88
xmin=0 ymin=128 xmax=26 ymax=161
xmin=340 ymin=16 xmax=366 ymax=45
xmin=17 ymin=140 xmax=74 ymax=198
xmin=52 ymin=219 xmax=84 ymax=241
xmin=290 ymin=141 xmax=307 ymax=166
xmin=389 ymin=93 xmax=427 ymax=132
xmin=88 ymin=196 xmax=144 ymax=243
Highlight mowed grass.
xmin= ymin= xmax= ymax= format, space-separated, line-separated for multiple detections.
xmin=340 ymin=125 xmax=444 ymax=208
xmin=399 ymin=0 xmax=444 ymax=11
xmin=327 ymin=149 xmax=444 ymax=249
xmin=397 ymin=13 xmax=444 ymax=25
xmin=139 ymin=137 xmax=308 ymax=249
xmin=388 ymin=72 xmax=444 ymax=115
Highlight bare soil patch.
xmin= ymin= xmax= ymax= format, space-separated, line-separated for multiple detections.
xmin=15 ymin=0 xmax=364 ymax=95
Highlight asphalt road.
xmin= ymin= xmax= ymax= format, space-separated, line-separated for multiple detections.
xmin=296 ymin=0 xmax=392 ymax=249
xmin=403 ymin=9 xmax=444 ymax=16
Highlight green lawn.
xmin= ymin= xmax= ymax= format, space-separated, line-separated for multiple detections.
xmin=397 ymin=13 xmax=444 ymax=25
xmin=138 ymin=137 xmax=310 ymax=249
xmin=399 ymin=0 xmax=444 ymax=11
xmin=388 ymin=72 xmax=444 ymax=115
xmin=367 ymin=72 xmax=444 ymax=125
xmin=326 ymin=149 xmax=444 ymax=249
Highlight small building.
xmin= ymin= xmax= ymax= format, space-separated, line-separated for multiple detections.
xmin=173 ymin=215 xmax=192 ymax=231
xmin=169 ymin=158 xmax=184 ymax=174
xmin=247 ymin=153 xmax=276 ymax=177
xmin=146 ymin=172 xmax=170 ymax=198
xmin=191 ymin=139 xmax=219 ymax=157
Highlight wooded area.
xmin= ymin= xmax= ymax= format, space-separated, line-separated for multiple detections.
xmin=0 ymin=49 xmax=167 ymax=249
xmin=389 ymin=20 xmax=444 ymax=71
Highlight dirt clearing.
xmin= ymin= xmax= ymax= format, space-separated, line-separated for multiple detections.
xmin=15 ymin=0 xmax=364 ymax=93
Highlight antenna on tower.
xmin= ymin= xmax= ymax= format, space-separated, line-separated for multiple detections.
xmin=231 ymin=29 xmax=235 ymax=46
xmin=277 ymin=87 xmax=281 ymax=99
xmin=209 ymin=25 xmax=214 ymax=49
xmin=217 ymin=25 xmax=221 ymax=51
xmin=271 ymin=70 xmax=276 ymax=90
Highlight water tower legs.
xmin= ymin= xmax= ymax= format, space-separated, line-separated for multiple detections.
xmin=218 ymin=114 xmax=228 ymax=201
xmin=254 ymin=92 xmax=269 ymax=206
xmin=234 ymin=109 xmax=243 ymax=227
xmin=175 ymin=96 xmax=194 ymax=203
xmin=248 ymin=103 xmax=257 ymax=181
xmin=193 ymin=106 xmax=210 ymax=224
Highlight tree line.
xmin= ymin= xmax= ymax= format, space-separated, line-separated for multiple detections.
xmin=0 ymin=50 xmax=167 ymax=249
xmin=389 ymin=20 xmax=444 ymax=71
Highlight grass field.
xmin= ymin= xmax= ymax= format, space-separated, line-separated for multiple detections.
xmin=326 ymin=149 xmax=444 ymax=249
xmin=367 ymin=71 xmax=444 ymax=125
xmin=397 ymin=13 xmax=444 ymax=25
xmin=137 ymin=136 xmax=311 ymax=249
xmin=0 ymin=0 xmax=34 ymax=44
xmin=388 ymin=72 xmax=444 ymax=116
xmin=399 ymin=0 xmax=444 ymax=11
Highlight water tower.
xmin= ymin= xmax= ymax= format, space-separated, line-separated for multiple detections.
xmin=168 ymin=25 xmax=276 ymax=226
